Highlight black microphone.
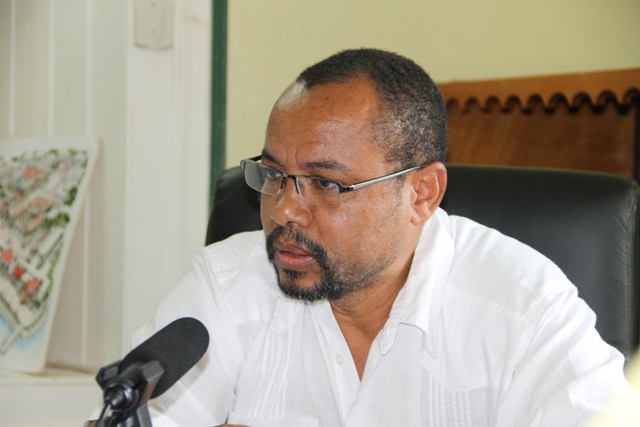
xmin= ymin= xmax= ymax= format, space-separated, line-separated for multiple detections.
xmin=95 ymin=317 xmax=209 ymax=426
xmin=119 ymin=317 xmax=209 ymax=399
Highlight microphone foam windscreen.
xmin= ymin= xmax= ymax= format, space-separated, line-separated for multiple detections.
xmin=119 ymin=317 xmax=210 ymax=398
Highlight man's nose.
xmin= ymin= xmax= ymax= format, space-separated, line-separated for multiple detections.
xmin=268 ymin=177 xmax=311 ymax=227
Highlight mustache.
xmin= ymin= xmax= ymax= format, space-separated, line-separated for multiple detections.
xmin=266 ymin=226 xmax=329 ymax=269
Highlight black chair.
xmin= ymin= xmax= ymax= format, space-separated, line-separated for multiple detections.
xmin=206 ymin=164 xmax=640 ymax=361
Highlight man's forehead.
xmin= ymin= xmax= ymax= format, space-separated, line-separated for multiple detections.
xmin=273 ymin=77 xmax=380 ymax=115
xmin=265 ymin=121 xmax=376 ymax=158
xmin=267 ymin=121 xmax=366 ymax=144
xmin=273 ymin=81 xmax=308 ymax=110
xmin=268 ymin=80 xmax=380 ymax=138
xmin=264 ymin=77 xmax=387 ymax=171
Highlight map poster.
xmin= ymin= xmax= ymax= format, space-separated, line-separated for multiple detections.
xmin=0 ymin=137 xmax=98 ymax=373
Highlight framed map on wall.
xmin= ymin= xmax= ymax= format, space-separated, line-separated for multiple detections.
xmin=0 ymin=137 xmax=98 ymax=373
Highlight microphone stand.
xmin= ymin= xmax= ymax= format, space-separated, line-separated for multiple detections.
xmin=95 ymin=360 xmax=164 ymax=427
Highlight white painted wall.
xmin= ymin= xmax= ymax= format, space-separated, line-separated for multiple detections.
xmin=0 ymin=1 xmax=211 ymax=425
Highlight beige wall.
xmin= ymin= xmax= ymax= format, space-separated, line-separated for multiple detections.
xmin=226 ymin=0 xmax=640 ymax=167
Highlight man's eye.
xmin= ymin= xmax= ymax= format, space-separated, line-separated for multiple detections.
xmin=264 ymin=168 xmax=281 ymax=180
xmin=312 ymin=178 xmax=339 ymax=190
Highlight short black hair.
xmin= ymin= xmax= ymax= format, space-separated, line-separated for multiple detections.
xmin=296 ymin=48 xmax=448 ymax=168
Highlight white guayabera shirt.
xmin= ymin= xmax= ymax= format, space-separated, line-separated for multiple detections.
xmin=133 ymin=209 xmax=629 ymax=427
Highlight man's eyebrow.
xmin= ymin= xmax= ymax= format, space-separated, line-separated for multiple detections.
xmin=260 ymin=150 xmax=280 ymax=166
xmin=302 ymin=160 xmax=349 ymax=174
xmin=260 ymin=150 xmax=349 ymax=174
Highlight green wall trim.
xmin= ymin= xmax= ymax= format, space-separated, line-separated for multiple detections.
xmin=210 ymin=0 xmax=228 ymax=203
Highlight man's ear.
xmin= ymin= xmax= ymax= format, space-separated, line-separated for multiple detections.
xmin=410 ymin=162 xmax=447 ymax=225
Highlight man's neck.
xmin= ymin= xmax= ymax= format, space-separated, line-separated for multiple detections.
xmin=329 ymin=257 xmax=412 ymax=380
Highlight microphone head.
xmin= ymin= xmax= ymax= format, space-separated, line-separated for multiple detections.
xmin=119 ymin=317 xmax=210 ymax=399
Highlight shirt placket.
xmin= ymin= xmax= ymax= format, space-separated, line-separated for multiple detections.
xmin=310 ymin=302 xmax=361 ymax=423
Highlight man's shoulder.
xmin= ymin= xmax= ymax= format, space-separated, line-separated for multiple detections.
xmin=132 ymin=231 xmax=277 ymax=354
xmin=200 ymin=230 xmax=267 ymax=274
xmin=197 ymin=230 xmax=281 ymax=311
xmin=445 ymin=214 xmax=574 ymax=314
xmin=197 ymin=229 xmax=270 ymax=283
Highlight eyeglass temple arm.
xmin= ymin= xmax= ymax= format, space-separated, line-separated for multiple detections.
xmin=341 ymin=165 xmax=425 ymax=192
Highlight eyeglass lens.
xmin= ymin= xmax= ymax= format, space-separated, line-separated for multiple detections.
xmin=243 ymin=161 xmax=341 ymax=207
xmin=244 ymin=161 xmax=280 ymax=195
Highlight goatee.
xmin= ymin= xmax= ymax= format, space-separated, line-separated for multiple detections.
xmin=266 ymin=225 xmax=351 ymax=302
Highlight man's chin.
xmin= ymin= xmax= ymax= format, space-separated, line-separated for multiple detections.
xmin=276 ymin=269 xmax=325 ymax=302
xmin=275 ymin=267 xmax=350 ymax=302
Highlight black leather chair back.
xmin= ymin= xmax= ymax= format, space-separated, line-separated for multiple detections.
xmin=207 ymin=164 xmax=640 ymax=360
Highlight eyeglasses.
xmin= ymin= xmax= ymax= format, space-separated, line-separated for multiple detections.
xmin=240 ymin=155 xmax=426 ymax=208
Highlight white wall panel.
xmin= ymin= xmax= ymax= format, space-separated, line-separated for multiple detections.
xmin=179 ymin=0 xmax=211 ymax=274
xmin=13 ymin=0 xmax=50 ymax=136
xmin=0 ymin=0 xmax=11 ymax=135
xmin=121 ymin=0 xmax=212 ymax=350
xmin=46 ymin=0 xmax=92 ymax=370
xmin=84 ymin=0 xmax=128 ymax=368
xmin=122 ymin=43 xmax=177 ymax=346
xmin=52 ymin=0 xmax=88 ymax=135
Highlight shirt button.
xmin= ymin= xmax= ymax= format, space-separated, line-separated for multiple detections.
xmin=335 ymin=354 xmax=344 ymax=365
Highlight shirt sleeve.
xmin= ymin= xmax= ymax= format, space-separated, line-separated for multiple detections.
xmin=495 ymin=286 xmax=632 ymax=427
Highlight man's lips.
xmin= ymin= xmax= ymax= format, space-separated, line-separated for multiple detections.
xmin=273 ymin=241 xmax=316 ymax=270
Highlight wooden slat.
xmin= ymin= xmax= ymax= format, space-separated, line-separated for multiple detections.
xmin=440 ymin=68 xmax=640 ymax=110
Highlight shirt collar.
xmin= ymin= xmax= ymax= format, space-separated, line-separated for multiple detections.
xmin=379 ymin=208 xmax=454 ymax=358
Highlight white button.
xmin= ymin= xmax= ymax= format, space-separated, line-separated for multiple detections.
xmin=335 ymin=354 xmax=344 ymax=365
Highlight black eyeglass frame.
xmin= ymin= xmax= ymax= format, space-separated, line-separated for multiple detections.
xmin=240 ymin=155 xmax=427 ymax=207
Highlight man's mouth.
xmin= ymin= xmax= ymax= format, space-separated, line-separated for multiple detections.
xmin=273 ymin=241 xmax=316 ymax=271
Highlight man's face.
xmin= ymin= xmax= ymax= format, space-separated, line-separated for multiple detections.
xmin=261 ymin=78 xmax=418 ymax=302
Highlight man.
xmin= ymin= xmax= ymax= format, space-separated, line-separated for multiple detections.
xmin=94 ymin=49 xmax=629 ymax=426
